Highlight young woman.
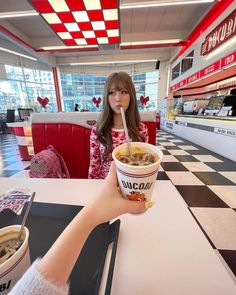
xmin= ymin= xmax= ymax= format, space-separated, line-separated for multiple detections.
xmin=88 ymin=72 xmax=149 ymax=179
xmin=9 ymin=162 xmax=151 ymax=295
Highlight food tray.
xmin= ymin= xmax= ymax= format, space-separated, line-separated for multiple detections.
xmin=0 ymin=202 xmax=120 ymax=295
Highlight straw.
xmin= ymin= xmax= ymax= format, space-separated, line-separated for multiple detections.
xmin=18 ymin=192 xmax=35 ymax=240
xmin=120 ymin=107 xmax=133 ymax=159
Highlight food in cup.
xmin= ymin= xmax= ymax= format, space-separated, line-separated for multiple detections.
xmin=116 ymin=147 xmax=158 ymax=166
xmin=112 ymin=142 xmax=163 ymax=202
xmin=0 ymin=226 xmax=30 ymax=295
xmin=0 ymin=236 xmax=23 ymax=265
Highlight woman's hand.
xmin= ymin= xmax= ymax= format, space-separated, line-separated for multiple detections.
xmin=86 ymin=162 xmax=152 ymax=225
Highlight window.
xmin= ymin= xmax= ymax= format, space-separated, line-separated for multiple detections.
xmin=60 ymin=71 xmax=159 ymax=112
xmin=181 ymin=51 xmax=194 ymax=74
xmin=0 ymin=65 xmax=57 ymax=113
xmin=171 ymin=63 xmax=180 ymax=80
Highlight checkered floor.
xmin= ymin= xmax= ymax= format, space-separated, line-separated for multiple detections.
xmin=1 ymin=131 xmax=236 ymax=277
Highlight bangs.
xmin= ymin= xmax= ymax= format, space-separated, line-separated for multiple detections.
xmin=109 ymin=75 xmax=126 ymax=91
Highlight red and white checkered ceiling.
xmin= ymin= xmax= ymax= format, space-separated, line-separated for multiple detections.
xmin=30 ymin=0 xmax=120 ymax=46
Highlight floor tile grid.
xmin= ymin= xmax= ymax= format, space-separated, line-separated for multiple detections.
xmin=156 ymin=130 xmax=236 ymax=276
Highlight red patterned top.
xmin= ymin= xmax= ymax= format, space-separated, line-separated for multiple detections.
xmin=88 ymin=123 xmax=149 ymax=179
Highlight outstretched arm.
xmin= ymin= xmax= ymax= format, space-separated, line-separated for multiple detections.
xmin=10 ymin=163 xmax=148 ymax=294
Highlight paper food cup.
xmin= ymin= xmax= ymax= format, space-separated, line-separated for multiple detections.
xmin=0 ymin=225 xmax=30 ymax=294
xmin=112 ymin=142 xmax=163 ymax=201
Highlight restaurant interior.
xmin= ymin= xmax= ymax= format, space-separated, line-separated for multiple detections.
xmin=0 ymin=0 xmax=236 ymax=294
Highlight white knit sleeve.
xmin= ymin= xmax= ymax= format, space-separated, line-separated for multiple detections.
xmin=9 ymin=259 xmax=69 ymax=295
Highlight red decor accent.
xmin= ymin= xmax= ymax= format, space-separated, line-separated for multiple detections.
xmin=92 ymin=97 xmax=102 ymax=107
xmin=32 ymin=0 xmax=54 ymax=13
xmin=50 ymin=23 xmax=67 ymax=32
xmin=87 ymin=10 xmax=104 ymax=21
xmin=66 ymin=0 xmax=85 ymax=10
xmin=176 ymin=0 xmax=234 ymax=59
xmin=31 ymin=0 xmax=120 ymax=47
xmin=140 ymin=96 xmax=149 ymax=106
xmin=201 ymin=9 xmax=236 ymax=56
xmin=37 ymin=96 xmax=49 ymax=109
xmin=52 ymin=67 xmax=62 ymax=112
xmin=199 ymin=61 xmax=220 ymax=78
xmin=221 ymin=51 xmax=236 ymax=68
xmin=170 ymin=51 xmax=236 ymax=91
xmin=57 ymin=12 xmax=76 ymax=23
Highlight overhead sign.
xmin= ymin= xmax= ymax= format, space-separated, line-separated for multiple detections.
xmin=170 ymin=50 xmax=236 ymax=92
xmin=200 ymin=9 xmax=236 ymax=56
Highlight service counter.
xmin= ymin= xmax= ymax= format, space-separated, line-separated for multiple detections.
xmin=161 ymin=115 xmax=236 ymax=162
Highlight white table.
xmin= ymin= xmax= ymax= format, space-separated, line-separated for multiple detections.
xmin=0 ymin=178 xmax=235 ymax=295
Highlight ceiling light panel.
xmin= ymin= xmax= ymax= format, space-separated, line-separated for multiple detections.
xmin=30 ymin=0 xmax=120 ymax=47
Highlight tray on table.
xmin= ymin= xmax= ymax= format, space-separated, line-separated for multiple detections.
xmin=0 ymin=202 xmax=120 ymax=295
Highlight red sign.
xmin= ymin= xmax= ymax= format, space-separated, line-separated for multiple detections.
xmin=221 ymin=51 xmax=236 ymax=67
xmin=187 ymin=72 xmax=200 ymax=84
xmin=199 ymin=61 xmax=220 ymax=78
xmin=201 ymin=9 xmax=236 ymax=56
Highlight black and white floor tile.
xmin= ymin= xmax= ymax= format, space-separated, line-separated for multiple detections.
xmin=156 ymin=129 xmax=236 ymax=277
xmin=1 ymin=130 xmax=236 ymax=277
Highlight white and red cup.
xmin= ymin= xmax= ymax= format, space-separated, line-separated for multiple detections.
xmin=0 ymin=225 xmax=30 ymax=294
xmin=112 ymin=142 xmax=163 ymax=201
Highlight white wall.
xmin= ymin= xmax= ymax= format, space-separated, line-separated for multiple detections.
xmin=170 ymin=2 xmax=236 ymax=87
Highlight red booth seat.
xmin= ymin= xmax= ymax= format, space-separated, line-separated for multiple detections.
xmin=32 ymin=112 xmax=157 ymax=179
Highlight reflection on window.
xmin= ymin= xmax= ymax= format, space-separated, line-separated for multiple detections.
xmin=171 ymin=63 xmax=180 ymax=80
xmin=60 ymin=71 xmax=159 ymax=112
xmin=181 ymin=50 xmax=194 ymax=74
xmin=0 ymin=65 xmax=57 ymax=113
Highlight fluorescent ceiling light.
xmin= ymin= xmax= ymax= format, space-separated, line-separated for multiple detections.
xmin=70 ymin=59 xmax=157 ymax=65
xmin=0 ymin=47 xmax=37 ymax=61
xmin=0 ymin=10 xmax=39 ymax=18
xmin=120 ymin=0 xmax=215 ymax=9
xmin=40 ymin=45 xmax=98 ymax=50
xmin=121 ymin=39 xmax=182 ymax=46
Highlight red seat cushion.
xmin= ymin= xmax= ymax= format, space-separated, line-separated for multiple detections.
xmin=32 ymin=121 xmax=156 ymax=179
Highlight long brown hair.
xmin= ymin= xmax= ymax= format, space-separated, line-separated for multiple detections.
xmin=96 ymin=72 xmax=143 ymax=159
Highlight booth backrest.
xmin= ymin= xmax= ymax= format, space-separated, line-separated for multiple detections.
xmin=32 ymin=112 xmax=156 ymax=179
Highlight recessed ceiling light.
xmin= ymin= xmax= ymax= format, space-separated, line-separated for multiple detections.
xmin=97 ymin=37 xmax=109 ymax=44
xmin=91 ymin=21 xmax=106 ymax=31
xmin=64 ymin=23 xmax=79 ymax=32
xmin=83 ymin=0 xmax=101 ymax=10
xmin=48 ymin=0 xmax=69 ymax=12
xmin=75 ymin=39 xmax=88 ymax=45
xmin=103 ymin=9 xmax=118 ymax=21
xmin=42 ymin=13 xmax=61 ymax=24
xmin=107 ymin=30 xmax=119 ymax=37
xmin=72 ymin=11 xmax=89 ymax=22
xmin=57 ymin=32 xmax=72 ymax=39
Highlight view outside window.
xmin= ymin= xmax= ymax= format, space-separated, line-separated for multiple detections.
xmin=60 ymin=70 xmax=158 ymax=112
xmin=0 ymin=65 xmax=57 ymax=113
